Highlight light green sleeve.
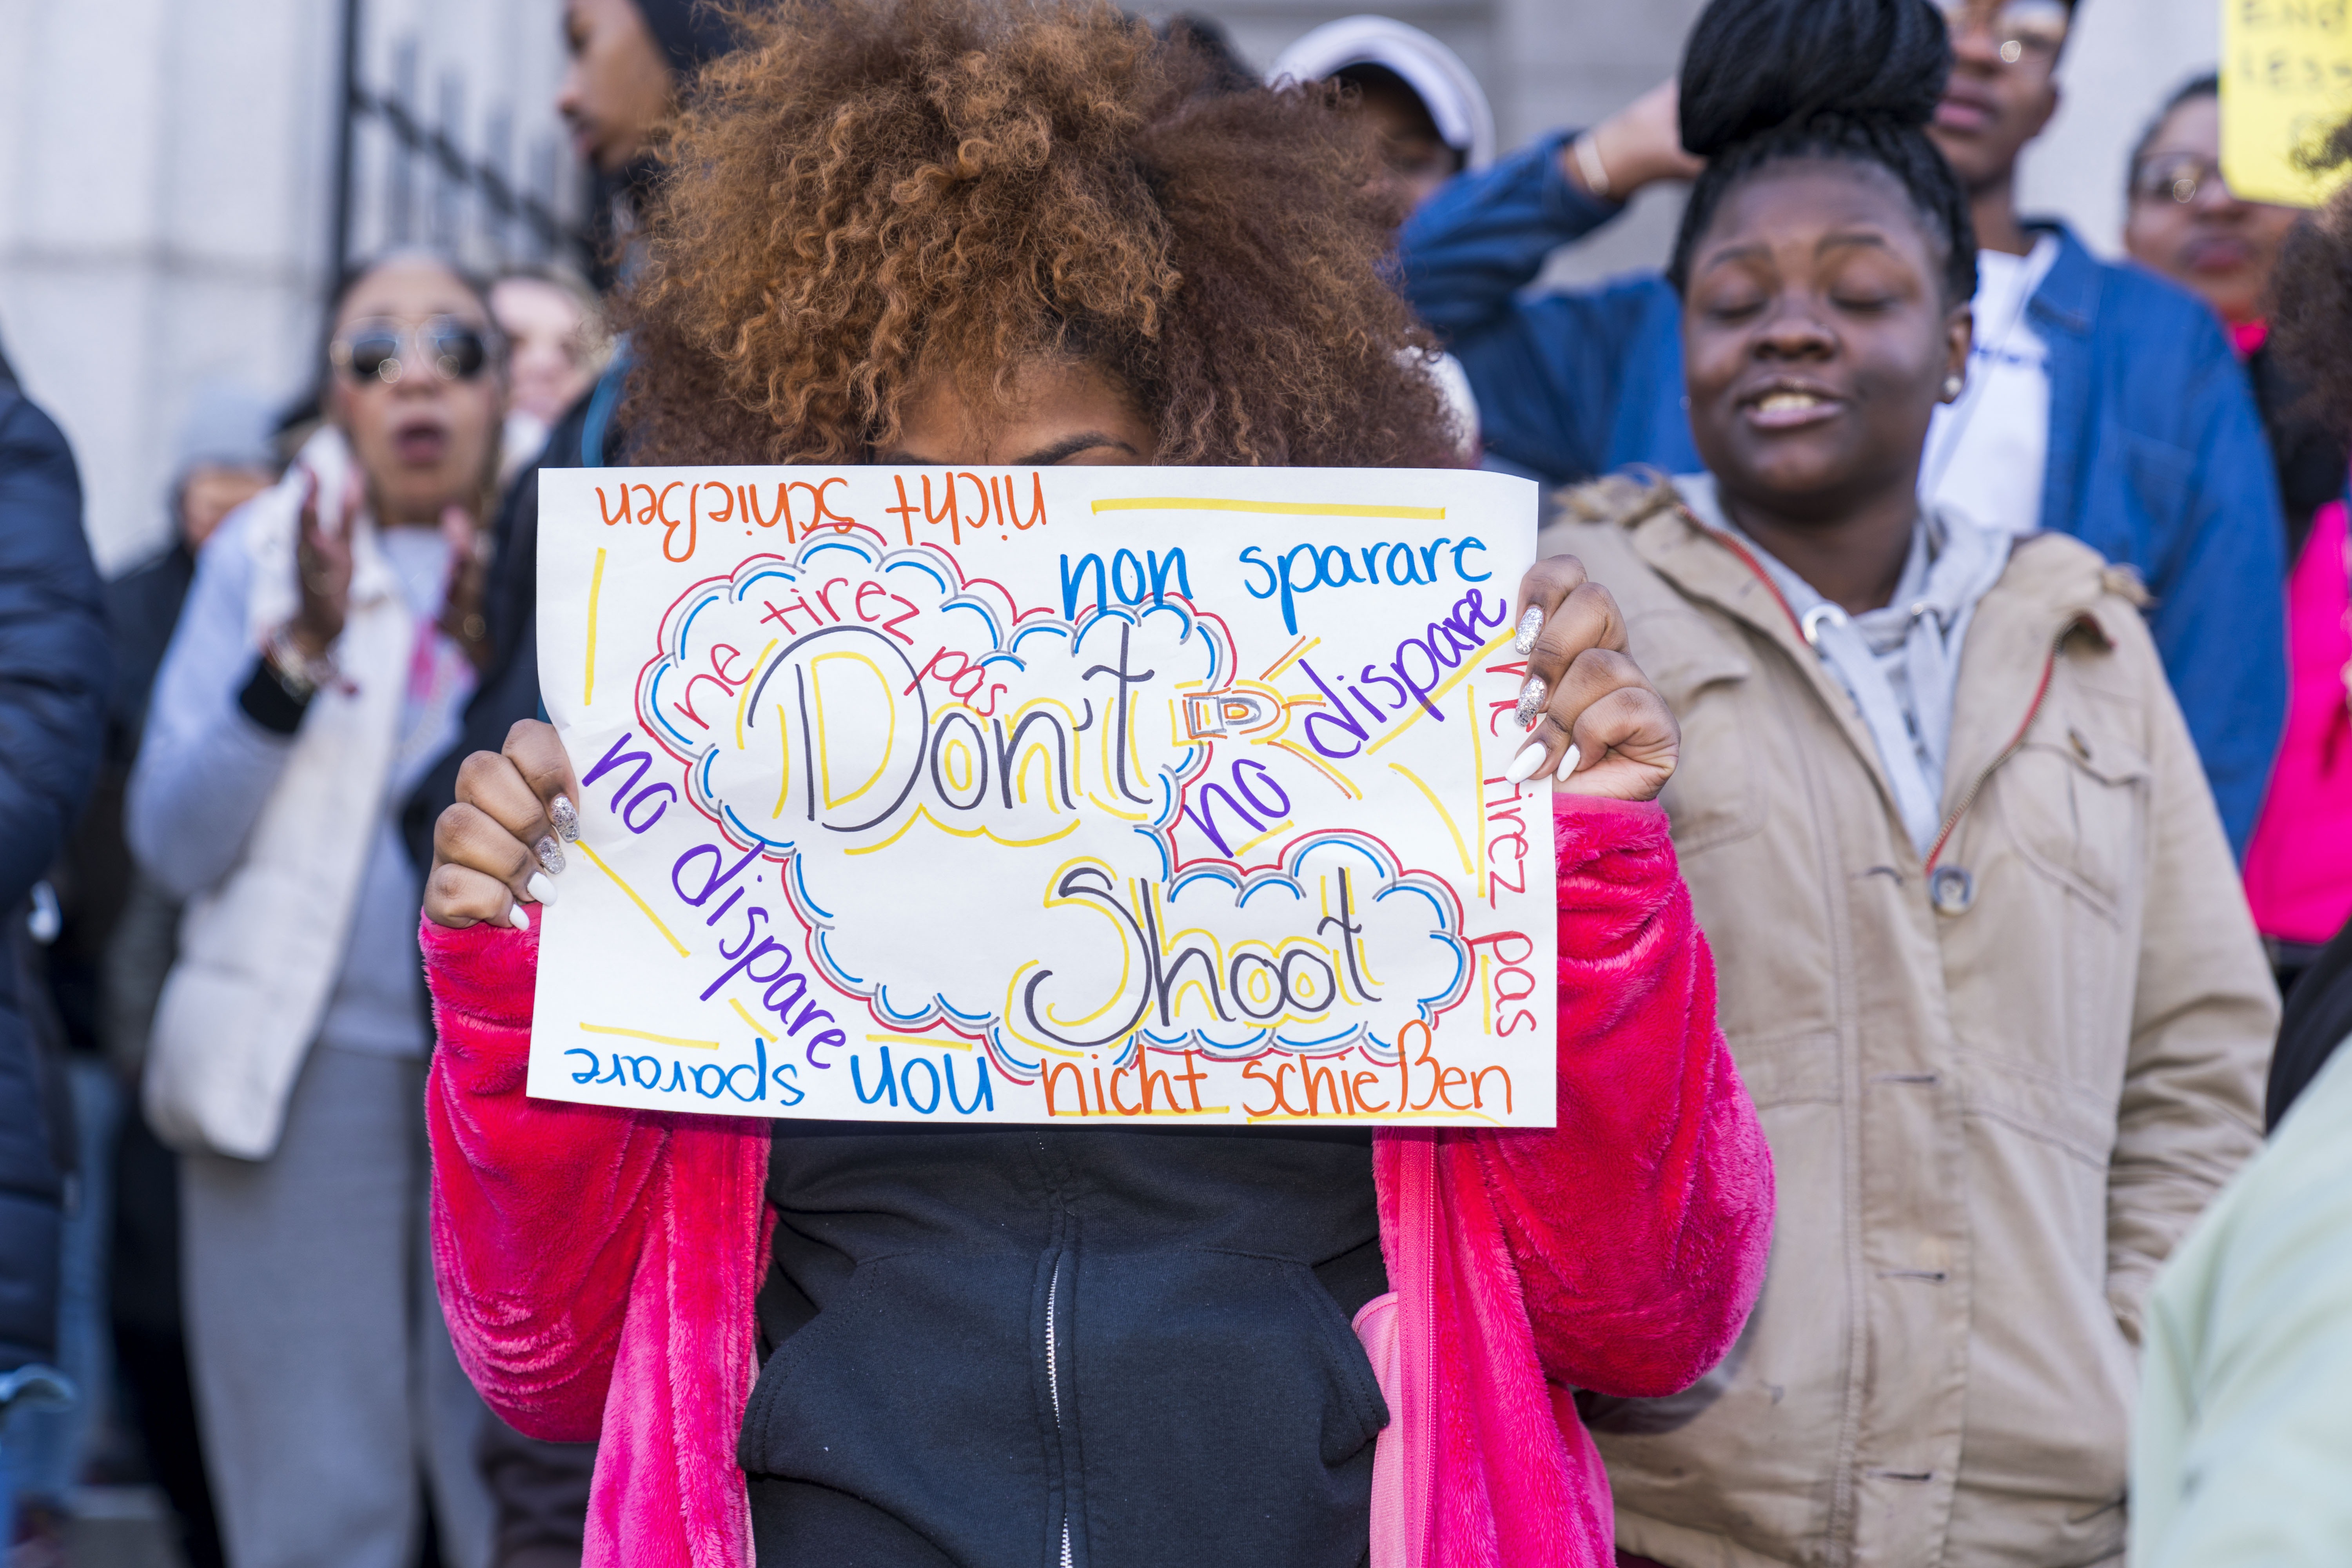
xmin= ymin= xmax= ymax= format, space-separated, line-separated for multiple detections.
xmin=2133 ymin=1040 xmax=2352 ymax=1565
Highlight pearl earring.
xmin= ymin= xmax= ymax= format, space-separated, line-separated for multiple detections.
xmin=1942 ymin=374 xmax=1965 ymax=401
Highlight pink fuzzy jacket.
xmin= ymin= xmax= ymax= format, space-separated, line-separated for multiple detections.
xmin=423 ymin=796 xmax=1773 ymax=1568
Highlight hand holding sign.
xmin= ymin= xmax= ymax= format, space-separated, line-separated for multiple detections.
xmin=1503 ymin=555 xmax=1679 ymax=799
xmin=429 ymin=724 xmax=582 ymax=932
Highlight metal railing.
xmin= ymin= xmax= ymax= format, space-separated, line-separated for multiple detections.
xmin=328 ymin=0 xmax=593 ymax=285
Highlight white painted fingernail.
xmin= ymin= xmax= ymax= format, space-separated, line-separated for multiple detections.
xmin=1503 ymin=741 xmax=1548 ymax=785
xmin=1554 ymin=744 xmax=1582 ymax=783
xmin=507 ymin=901 xmax=530 ymax=931
xmin=548 ymin=795 xmax=581 ymax=843
xmin=527 ymin=872 xmax=558 ymax=906
xmin=1514 ymin=677 xmax=1546 ymax=730
xmin=1514 ymin=608 xmax=1543 ymax=656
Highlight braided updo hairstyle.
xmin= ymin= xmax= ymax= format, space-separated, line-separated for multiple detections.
xmin=1666 ymin=0 xmax=1978 ymax=305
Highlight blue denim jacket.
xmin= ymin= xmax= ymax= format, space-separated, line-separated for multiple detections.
xmin=1400 ymin=132 xmax=2288 ymax=855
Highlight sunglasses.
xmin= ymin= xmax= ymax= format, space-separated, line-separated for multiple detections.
xmin=2132 ymin=153 xmax=2229 ymax=206
xmin=330 ymin=316 xmax=499 ymax=385
xmin=1935 ymin=0 xmax=2069 ymax=65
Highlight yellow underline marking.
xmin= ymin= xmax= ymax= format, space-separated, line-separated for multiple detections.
xmin=847 ymin=802 xmax=1082 ymax=856
xmin=1228 ymin=817 xmax=1294 ymax=861
xmin=1260 ymin=635 xmax=1318 ymax=681
xmin=583 ymin=548 xmax=607 ymax=707
xmin=730 ymin=1000 xmax=775 ymax=1041
xmin=1390 ymin=762 xmax=1477 ymax=878
xmin=573 ymin=839 xmax=691 ymax=957
xmin=1364 ymin=630 xmax=1515 ymax=756
xmin=1090 ymin=497 xmax=1445 ymax=520
xmin=579 ymin=1022 xmax=719 ymax=1051
xmin=865 ymin=1032 xmax=975 ymax=1052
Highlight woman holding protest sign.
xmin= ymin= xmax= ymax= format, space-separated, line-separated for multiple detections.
xmin=416 ymin=3 xmax=1773 ymax=1564
xmin=1533 ymin=1 xmax=2274 ymax=1563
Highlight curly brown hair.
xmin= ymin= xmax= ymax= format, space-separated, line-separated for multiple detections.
xmin=619 ymin=0 xmax=1457 ymax=468
xmin=2269 ymin=120 xmax=2352 ymax=431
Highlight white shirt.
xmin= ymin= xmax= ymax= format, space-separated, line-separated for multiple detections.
xmin=1920 ymin=235 xmax=2061 ymax=537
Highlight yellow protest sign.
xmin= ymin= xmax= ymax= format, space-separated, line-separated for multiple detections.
xmin=2222 ymin=0 xmax=2352 ymax=207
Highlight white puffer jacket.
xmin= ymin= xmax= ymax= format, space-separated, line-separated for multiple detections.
xmin=140 ymin=430 xmax=417 ymax=1159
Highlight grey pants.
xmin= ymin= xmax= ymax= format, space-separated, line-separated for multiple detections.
xmin=182 ymin=1043 xmax=492 ymax=1568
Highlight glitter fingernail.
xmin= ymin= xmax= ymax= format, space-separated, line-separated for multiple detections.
xmin=534 ymin=835 xmax=566 ymax=877
xmin=1514 ymin=677 xmax=1546 ymax=730
xmin=548 ymin=795 xmax=580 ymax=842
xmin=1513 ymin=608 xmax=1543 ymax=655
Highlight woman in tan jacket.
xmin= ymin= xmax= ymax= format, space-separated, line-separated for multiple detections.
xmin=1526 ymin=0 xmax=2276 ymax=1563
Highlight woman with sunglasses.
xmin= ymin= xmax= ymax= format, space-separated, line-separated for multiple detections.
xmin=125 ymin=250 xmax=506 ymax=1568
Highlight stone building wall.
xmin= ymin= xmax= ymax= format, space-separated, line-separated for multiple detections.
xmin=0 ymin=0 xmax=2236 ymax=572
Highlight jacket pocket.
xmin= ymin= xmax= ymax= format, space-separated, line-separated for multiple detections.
xmin=1990 ymin=708 xmax=2151 ymax=922
xmin=1074 ymin=1250 xmax=1385 ymax=1568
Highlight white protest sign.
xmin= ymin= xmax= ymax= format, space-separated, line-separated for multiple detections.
xmin=530 ymin=466 xmax=1556 ymax=1127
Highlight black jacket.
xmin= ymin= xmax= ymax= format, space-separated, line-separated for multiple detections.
xmin=0 ymin=379 xmax=110 ymax=1370
xmin=404 ymin=376 xmax=617 ymax=871
xmin=2266 ymin=918 xmax=2352 ymax=1131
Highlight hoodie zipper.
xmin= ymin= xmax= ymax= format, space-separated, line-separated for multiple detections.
xmin=1033 ymin=1123 xmax=1076 ymax=1568
xmin=1046 ymin=1253 xmax=1072 ymax=1568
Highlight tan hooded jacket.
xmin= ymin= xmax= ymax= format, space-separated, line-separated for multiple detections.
xmin=1546 ymin=476 xmax=2273 ymax=1568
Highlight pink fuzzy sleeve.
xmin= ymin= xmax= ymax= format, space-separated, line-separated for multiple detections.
xmin=1469 ymin=797 xmax=1774 ymax=1398
xmin=422 ymin=918 xmax=671 ymax=1441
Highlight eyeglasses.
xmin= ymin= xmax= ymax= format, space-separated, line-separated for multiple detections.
xmin=1936 ymin=0 xmax=2069 ymax=65
xmin=2131 ymin=152 xmax=2229 ymax=206
xmin=330 ymin=316 xmax=499 ymax=385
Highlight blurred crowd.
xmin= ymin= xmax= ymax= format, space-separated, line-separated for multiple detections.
xmin=1 ymin=0 xmax=2350 ymax=1565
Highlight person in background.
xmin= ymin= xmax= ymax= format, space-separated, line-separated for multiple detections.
xmin=1269 ymin=16 xmax=1492 ymax=458
xmin=2132 ymin=994 xmax=2352 ymax=1563
xmin=405 ymin=0 xmax=743 ymax=884
xmin=488 ymin=268 xmax=610 ymax=483
xmin=109 ymin=392 xmax=281 ymax=736
xmin=1269 ymin=16 xmax=1495 ymax=215
xmin=2 ymin=386 xmax=276 ymax=1564
xmin=103 ymin=387 xmax=277 ymax=1568
xmin=126 ymin=252 xmax=502 ymax=1568
xmin=404 ymin=7 xmax=755 ymax=1562
xmin=1533 ymin=0 xmax=2275 ymax=1562
xmin=2127 ymin=74 xmax=2352 ymax=995
xmin=0 ymin=335 xmax=110 ymax=1551
xmin=1397 ymin=0 xmax=2290 ymax=858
